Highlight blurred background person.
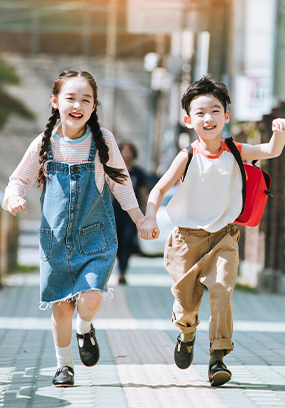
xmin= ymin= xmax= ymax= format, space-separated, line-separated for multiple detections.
xmin=112 ymin=141 xmax=148 ymax=284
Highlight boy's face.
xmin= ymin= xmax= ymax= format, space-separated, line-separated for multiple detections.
xmin=183 ymin=94 xmax=229 ymax=144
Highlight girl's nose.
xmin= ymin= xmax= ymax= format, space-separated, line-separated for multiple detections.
xmin=73 ymin=101 xmax=81 ymax=109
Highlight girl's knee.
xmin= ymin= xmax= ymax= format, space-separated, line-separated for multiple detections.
xmin=77 ymin=291 xmax=102 ymax=314
xmin=53 ymin=300 xmax=76 ymax=319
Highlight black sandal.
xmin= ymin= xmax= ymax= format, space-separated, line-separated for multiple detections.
xmin=76 ymin=323 xmax=100 ymax=367
xmin=208 ymin=360 xmax=232 ymax=386
xmin=174 ymin=333 xmax=195 ymax=369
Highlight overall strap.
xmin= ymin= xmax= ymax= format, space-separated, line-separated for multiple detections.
xmin=88 ymin=133 xmax=97 ymax=162
xmin=225 ymin=137 xmax=246 ymax=214
xmin=183 ymin=144 xmax=193 ymax=180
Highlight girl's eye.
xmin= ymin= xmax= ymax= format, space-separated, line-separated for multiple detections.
xmin=83 ymin=99 xmax=90 ymax=103
xmin=67 ymin=97 xmax=74 ymax=101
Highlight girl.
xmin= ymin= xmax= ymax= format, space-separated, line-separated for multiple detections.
xmin=2 ymin=70 xmax=145 ymax=387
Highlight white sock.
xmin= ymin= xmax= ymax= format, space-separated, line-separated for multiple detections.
xmin=76 ymin=315 xmax=93 ymax=335
xmin=55 ymin=344 xmax=74 ymax=369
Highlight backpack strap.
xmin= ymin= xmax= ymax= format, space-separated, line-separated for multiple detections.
xmin=225 ymin=137 xmax=246 ymax=214
xmin=183 ymin=144 xmax=193 ymax=181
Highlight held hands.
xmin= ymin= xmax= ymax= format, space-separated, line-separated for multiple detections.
xmin=7 ymin=195 xmax=27 ymax=216
xmin=272 ymin=118 xmax=285 ymax=133
xmin=138 ymin=218 xmax=160 ymax=240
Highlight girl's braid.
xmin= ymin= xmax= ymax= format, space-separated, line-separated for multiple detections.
xmin=37 ymin=108 xmax=59 ymax=191
xmin=88 ymin=109 xmax=127 ymax=184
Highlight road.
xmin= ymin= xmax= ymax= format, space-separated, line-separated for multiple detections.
xmin=0 ymin=221 xmax=285 ymax=407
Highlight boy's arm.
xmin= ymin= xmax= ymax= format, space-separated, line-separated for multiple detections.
xmin=138 ymin=150 xmax=188 ymax=240
xmin=241 ymin=118 xmax=285 ymax=161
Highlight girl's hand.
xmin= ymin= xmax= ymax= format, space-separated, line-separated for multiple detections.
xmin=138 ymin=219 xmax=160 ymax=240
xmin=7 ymin=195 xmax=27 ymax=216
xmin=272 ymin=118 xmax=285 ymax=133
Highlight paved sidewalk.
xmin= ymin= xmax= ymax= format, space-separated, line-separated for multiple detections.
xmin=1 ymin=256 xmax=285 ymax=407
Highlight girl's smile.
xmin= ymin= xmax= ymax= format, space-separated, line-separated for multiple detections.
xmin=51 ymin=77 xmax=95 ymax=140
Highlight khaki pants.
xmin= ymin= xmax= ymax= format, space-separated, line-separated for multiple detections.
xmin=164 ymin=224 xmax=240 ymax=355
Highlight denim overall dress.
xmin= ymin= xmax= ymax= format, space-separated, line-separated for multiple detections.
xmin=39 ymin=136 xmax=118 ymax=306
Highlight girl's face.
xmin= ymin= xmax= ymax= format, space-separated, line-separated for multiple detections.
xmin=51 ymin=76 xmax=95 ymax=138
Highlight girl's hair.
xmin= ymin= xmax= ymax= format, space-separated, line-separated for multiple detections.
xmin=181 ymin=74 xmax=231 ymax=115
xmin=37 ymin=69 xmax=127 ymax=191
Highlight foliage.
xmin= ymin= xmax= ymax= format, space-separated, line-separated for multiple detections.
xmin=0 ymin=59 xmax=36 ymax=129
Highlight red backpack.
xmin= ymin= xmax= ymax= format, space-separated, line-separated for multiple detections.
xmin=183 ymin=137 xmax=273 ymax=227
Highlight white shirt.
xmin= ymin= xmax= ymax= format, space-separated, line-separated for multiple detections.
xmin=166 ymin=139 xmax=243 ymax=232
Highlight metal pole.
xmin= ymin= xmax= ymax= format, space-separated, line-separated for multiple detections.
xmin=103 ymin=0 xmax=117 ymax=131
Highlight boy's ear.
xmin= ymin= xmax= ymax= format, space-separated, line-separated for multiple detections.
xmin=50 ymin=94 xmax=58 ymax=109
xmin=225 ymin=110 xmax=230 ymax=123
xmin=184 ymin=115 xmax=194 ymax=129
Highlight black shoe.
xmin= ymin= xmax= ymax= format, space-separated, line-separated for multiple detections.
xmin=174 ymin=333 xmax=195 ymax=369
xmin=76 ymin=323 xmax=100 ymax=367
xmin=118 ymin=275 xmax=127 ymax=284
xmin=208 ymin=360 xmax=232 ymax=386
xmin=52 ymin=366 xmax=74 ymax=387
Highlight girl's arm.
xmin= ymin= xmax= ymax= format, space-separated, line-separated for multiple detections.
xmin=138 ymin=150 xmax=188 ymax=240
xmin=241 ymin=118 xmax=285 ymax=161
xmin=2 ymin=135 xmax=42 ymax=215
xmin=6 ymin=195 xmax=27 ymax=216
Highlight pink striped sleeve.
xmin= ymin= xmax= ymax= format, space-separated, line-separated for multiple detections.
xmin=97 ymin=128 xmax=139 ymax=211
xmin=2 ymin=135 xmax=42 ymax=210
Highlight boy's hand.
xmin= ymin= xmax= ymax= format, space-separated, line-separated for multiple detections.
xmin=138 ymin=219 xmax=160 ymax=240
xmin=272 ymin=118 xmax=285 ymax=133
xmin=7 ymin=195 xmax=27 ymax=216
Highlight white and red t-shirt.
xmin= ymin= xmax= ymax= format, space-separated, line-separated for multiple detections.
xmin=166 ymin=139 xmax=243 ymax=233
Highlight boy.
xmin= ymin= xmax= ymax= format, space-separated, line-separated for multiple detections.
xmin=138 ymin=75 xmax=285 ymax=386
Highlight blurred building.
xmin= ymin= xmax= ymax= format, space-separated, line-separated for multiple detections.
xmin=1 ymin=0 xmax=285 ymax=291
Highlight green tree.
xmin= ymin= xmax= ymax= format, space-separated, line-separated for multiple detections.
xmin=0 ymin=60 xmax=35 ymax=129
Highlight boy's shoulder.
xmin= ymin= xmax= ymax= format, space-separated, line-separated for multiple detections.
xmin=189 ymin=139 xmax=242 ymax=158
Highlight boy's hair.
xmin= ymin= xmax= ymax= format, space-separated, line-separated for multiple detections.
xmin=37 ymin=69 xmax=127 ymax=192
xmin=181 ymin=74 xmax=231 ymax=115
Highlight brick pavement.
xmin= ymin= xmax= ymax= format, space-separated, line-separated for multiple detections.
xmin=0 ymin=256 xmax=285 ymax=407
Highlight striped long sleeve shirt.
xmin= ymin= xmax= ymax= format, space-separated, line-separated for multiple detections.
xmin=2 ymin=127 xmax=139 ymax=212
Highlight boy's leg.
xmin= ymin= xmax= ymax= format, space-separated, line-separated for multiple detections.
xmin=164 ymin=227 xmax=210 ymax=368
xmin=51 ymin=300 xmax=76 ymax=387
xmin=76 ymin=290 xmax=102 ymax=367
xmin=202 ymin=224 xmax=240 ymax=386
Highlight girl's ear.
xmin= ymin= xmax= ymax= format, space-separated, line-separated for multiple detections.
xmin=184 ymin=115 xmax=194 ymax=129
xmin=51 ymin=94 xmax=58 ymax=109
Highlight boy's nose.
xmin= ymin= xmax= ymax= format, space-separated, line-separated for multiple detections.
xmin=204 ymin=113 xmax=213 ymax=122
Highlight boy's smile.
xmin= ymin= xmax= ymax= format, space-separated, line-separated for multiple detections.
xmin=184 ymin=94 xmax=229 ymax=152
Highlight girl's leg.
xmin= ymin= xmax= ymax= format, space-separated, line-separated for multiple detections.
xmin=52 ymin=300 xmax=76 ymax=347
xmin=76 ymin=291 xmax=102 ymax=367
xmin=77 ymin=290 xmax=102 ymax=321
xmin=51 ymin=300 xmax=76 ymax=387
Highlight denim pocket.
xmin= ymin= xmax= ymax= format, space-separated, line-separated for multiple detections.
xmin=39 ymin=227 xmax=52 ymax=261
xmin=79 ymin=223 xmax=109 ymax=256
